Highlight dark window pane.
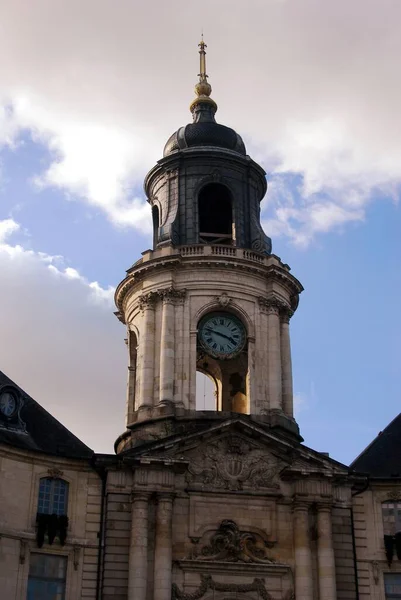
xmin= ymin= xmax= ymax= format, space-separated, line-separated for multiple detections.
xmin=385 ymin=573 xmax=401 ymax=599
xmin=38 ymin=478 xmax=69 ymax=515
xmin=27 ymin=555 xmax=67 ymax=600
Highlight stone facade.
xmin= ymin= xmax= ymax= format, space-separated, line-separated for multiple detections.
xmin=0 ymin=444 xmax=102 ymax=599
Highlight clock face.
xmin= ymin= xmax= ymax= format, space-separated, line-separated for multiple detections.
xmin=198 ymin=312 xmax=246 ymax=359
xmin=0 ymin=391 xmax=17 ymax=417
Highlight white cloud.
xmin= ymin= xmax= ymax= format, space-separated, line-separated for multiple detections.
xmin=293 ymin=392 xmax=308 ymax=415
xmin=0 ymin=219 xmax=126 ymax=452
xmin=0 ymin=0 xmax=400 ymax=242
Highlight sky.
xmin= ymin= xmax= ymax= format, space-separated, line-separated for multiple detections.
xmin=0 ymin=0 xmax=400 ymax=464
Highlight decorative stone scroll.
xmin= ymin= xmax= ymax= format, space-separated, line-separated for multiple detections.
xmin=191 ymin=520 xmax=274 ymax=563
xmin=47 ymin=467 xmax=64 ymax=479
xmin=186 ymin=435 xmax=281 ymax=491
xmin=385 ymin=489 xmax=401 ymax=502
xmin=172 ymin=574 xmax=295 ymax=600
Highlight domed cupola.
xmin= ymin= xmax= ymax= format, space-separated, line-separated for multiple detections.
xmin=164 ymin=40 xmax=246 ymax=156
xmin=144 ymin=38 xmax=272 ymax=255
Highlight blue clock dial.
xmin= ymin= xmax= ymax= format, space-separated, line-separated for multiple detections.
xmin=198 ymin=312 xmax=246 ymax=359
xmin=0 ymin=391 xmax=17 ymax=417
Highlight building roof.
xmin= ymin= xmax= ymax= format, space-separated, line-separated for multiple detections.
xmin=350 ymin=412 xmax=401 ymax=478
xmin=0 ymin=370 xmax=93 ymax=460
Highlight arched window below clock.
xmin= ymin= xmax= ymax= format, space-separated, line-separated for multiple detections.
xmin=38 ymin=477 xmax=69 ymax=516
xmin=196 ymin=370 xmax=218 ymax=411
xmin=196 ymin=311 xmax=249 ymax=414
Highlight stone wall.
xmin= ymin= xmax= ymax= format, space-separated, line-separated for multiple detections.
xmin=353 ymin=486 xmax=401 ymax=600
xmin=0 ymin=446 xmax=102 ymax=600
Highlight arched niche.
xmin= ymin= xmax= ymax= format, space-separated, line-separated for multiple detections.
xmin=127 ymin=328 xmax=139 ymax=419
xmin=152 ymin=204 xmax=160 ymax=250
xmin=198 ymin=183 xmax=234 ymax=245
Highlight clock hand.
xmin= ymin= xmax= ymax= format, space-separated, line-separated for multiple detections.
xmin=206 ymin=328 xmax=237 ymax=345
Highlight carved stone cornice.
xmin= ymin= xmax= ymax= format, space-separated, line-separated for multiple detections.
xmin=258 ymin=296 xmax=292 ymax=318
xmin=114 ymin=249 xmax=303 ymax=315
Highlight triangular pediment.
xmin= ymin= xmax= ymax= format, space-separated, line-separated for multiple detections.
xmin=122 ymin=416 xmax=350 ymax=490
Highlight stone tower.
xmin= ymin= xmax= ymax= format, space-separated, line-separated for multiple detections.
xmin=108 ymin=41 xmax=357 ymax=600
xmin=115 ymin=38 xmax=302 ymax=446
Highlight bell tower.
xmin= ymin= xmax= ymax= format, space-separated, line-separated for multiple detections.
xmin=114 ymin=39 xmax=303 ymax=452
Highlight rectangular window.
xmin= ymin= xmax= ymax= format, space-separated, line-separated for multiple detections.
xmin=385 ymin=573 xmax=401 ymax=599
xmin=27 ymin=554 xmax=67 ymax=600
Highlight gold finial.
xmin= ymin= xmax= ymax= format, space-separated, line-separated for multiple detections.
xmin=190 ymin=36 xmax=217 ymax=115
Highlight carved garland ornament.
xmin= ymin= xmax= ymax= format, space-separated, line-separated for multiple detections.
xmin=186 ymin=435 xmax=281 ymax=491
xmin=172 ymin=575 xmax=294 ymax=600
xmin=190 ymin=520 xmax=274 ymax=563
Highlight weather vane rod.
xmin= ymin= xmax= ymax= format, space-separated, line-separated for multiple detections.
xmin=198 ymin=34 xmax=208 ymax=82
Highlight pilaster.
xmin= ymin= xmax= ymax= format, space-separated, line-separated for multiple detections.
xmin=317 ymin=503 xmax=337 ymax=600
xmin=293 ymin=500 xmax=314 ymax=600
xmin=280 ymin=308 xmax=294 ymax=417
xmin=259 ymin=298 xmax=283 ymax=411
xmin=153 ymin=493 xmax=174 ymax=600
xmin=159 ymin=290 xmax=178 ymax=404
xmin=128 ymin=492 xmax=151 ymax=600
xmin=137 ymin=292 xmax=157 ymax=411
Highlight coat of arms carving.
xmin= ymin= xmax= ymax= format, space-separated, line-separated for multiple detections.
xmin=186 ymin=435 xmax=281 ymax=491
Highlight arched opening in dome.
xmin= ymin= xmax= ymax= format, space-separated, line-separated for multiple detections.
xmin=152 ymin=205 xmax=160 ymax=250
xmin=198 ymin=183 xmax=234 ymax=245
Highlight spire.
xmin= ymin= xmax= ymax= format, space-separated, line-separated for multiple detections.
xmin=190 ymin=36 xmax=218 ymax=122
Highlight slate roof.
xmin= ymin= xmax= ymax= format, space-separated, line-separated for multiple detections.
xmin=0 ymin=370 xmax=93 ymax=459
xmin=351 ymin=413 xmax=401 ymax=478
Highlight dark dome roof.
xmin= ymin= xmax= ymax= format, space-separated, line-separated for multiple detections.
xmin=164 ymin=121 xmax=246 ymax=157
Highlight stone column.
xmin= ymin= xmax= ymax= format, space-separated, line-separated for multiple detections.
xmin=280 ymin=309 xmax=294 ymax=417
xmin=128 ymin=493 xmax=150 ymax=600
xmin=137 ymin=293 xmax=156 ymax=410
xmin=266 ymin=302 xmax=282 ymax=410
xmin=317 ymin=504 xmax=337 ymax=600
xmin=159 ymin=292 xmax=175 ymax=404
xmin=293 ymin=501 xmax=314 ymax=600
xmin=153 ymin=493 xmax=174 ymax=600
